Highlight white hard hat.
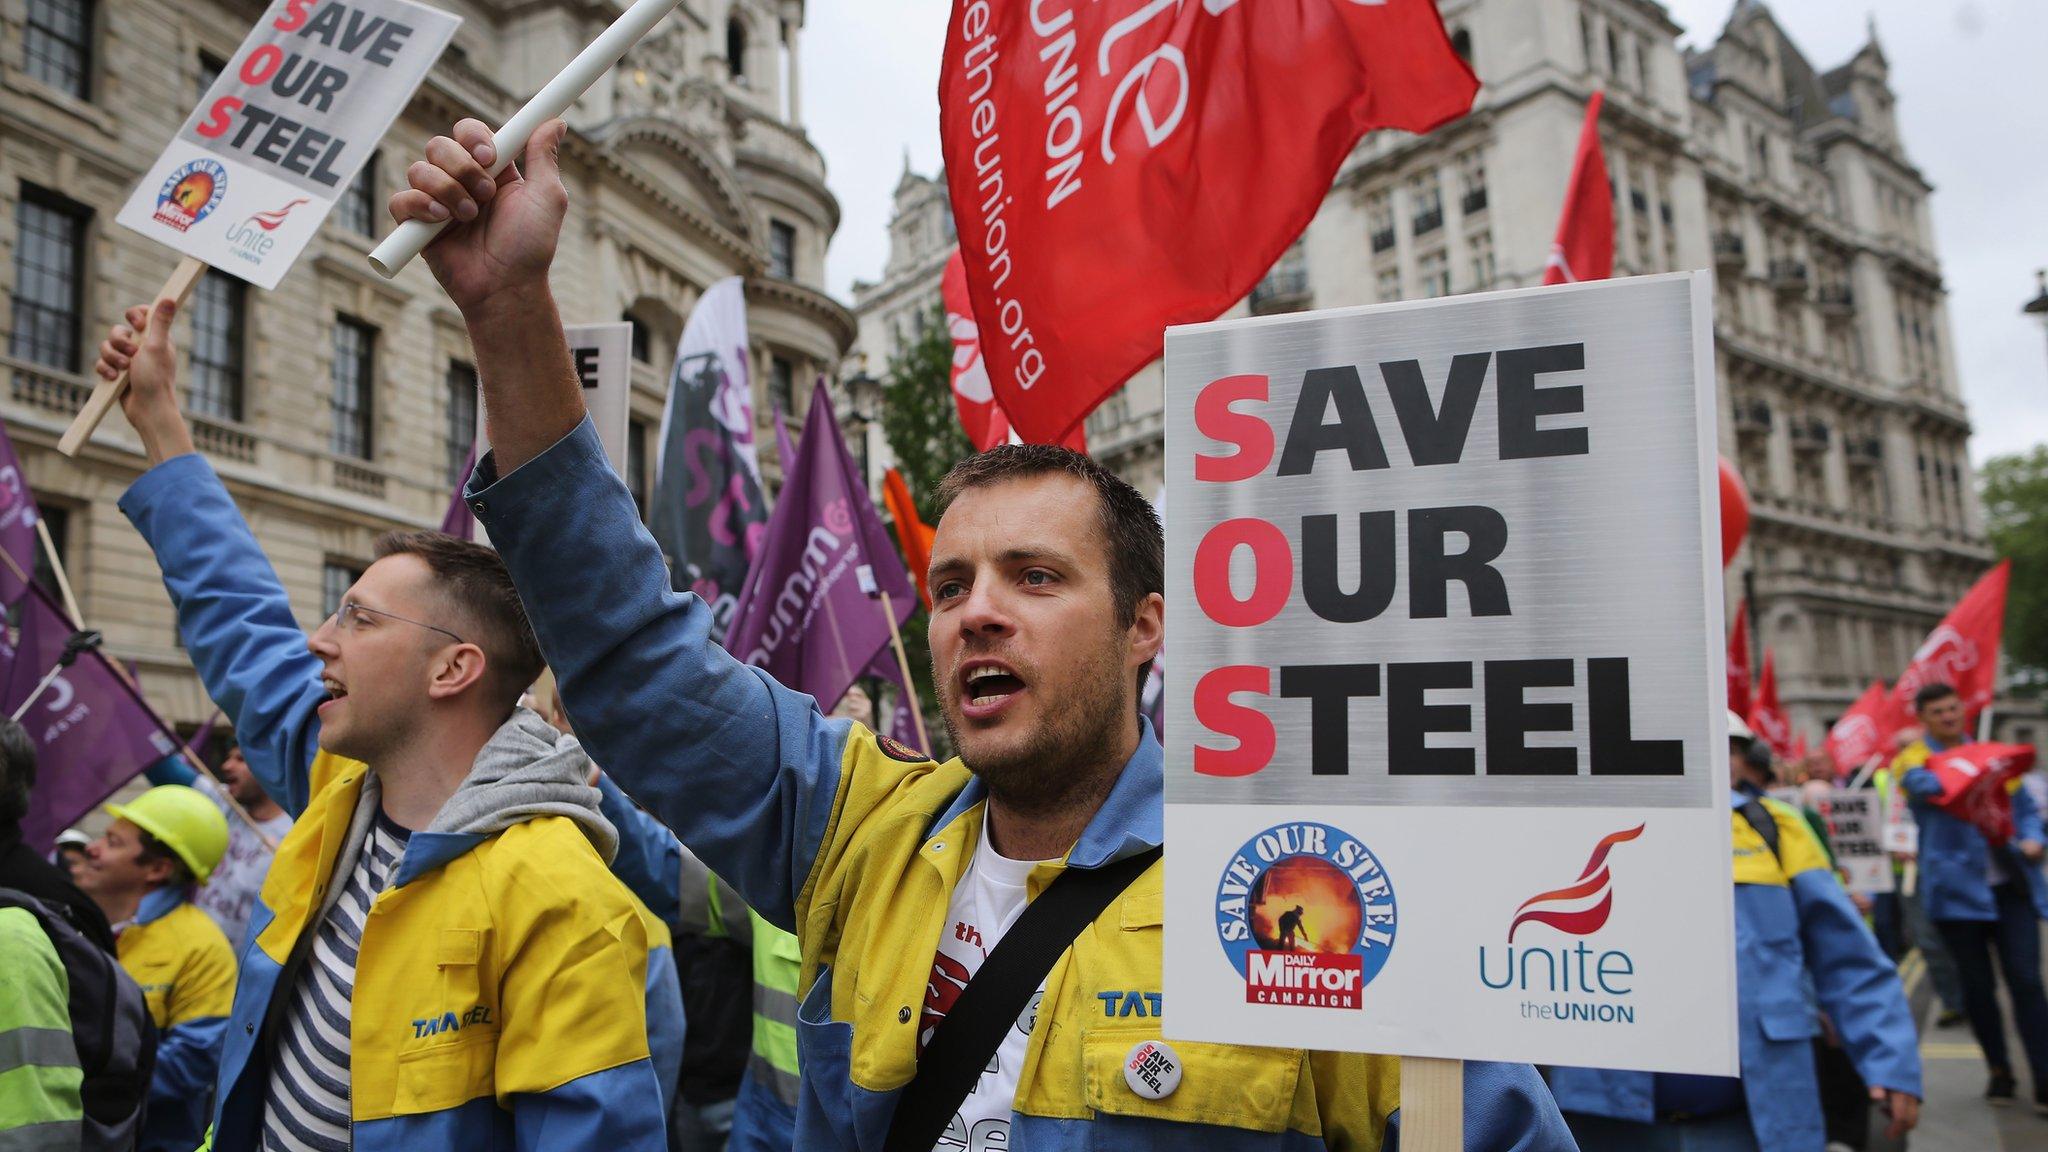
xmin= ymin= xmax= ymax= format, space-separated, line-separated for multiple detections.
xmin=54 ymin=828 xmax=91 ymax=849
xmin=1727 ymin=710 xmax=1755 ymax=743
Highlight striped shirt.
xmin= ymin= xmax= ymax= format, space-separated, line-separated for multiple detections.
xmin=259 ymin=812 xmax=410 ymax=1151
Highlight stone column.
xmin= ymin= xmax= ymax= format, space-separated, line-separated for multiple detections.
xmin=783 ymin=17 xmax=802 ymax=127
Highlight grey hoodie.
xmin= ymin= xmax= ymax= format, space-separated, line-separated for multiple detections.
xmin=429 ymin=706 xmax=618 ymax=862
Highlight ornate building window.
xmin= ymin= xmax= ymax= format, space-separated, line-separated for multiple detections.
xmin=769 ymin=219 xmax=796 ymax=279
xmin=24 ymin=0 xmax=92 ymax=98
xmin=336 ymin=152 xmax=379 ymax=237
xmin=330 ymin=318 xmax=376 ymax=459
xmin=1418 ymin=249 xmax=1449 ymax=298
xmin=8 ymin=187 xmax=90 ymax=372
xmin=726 ymin=18 xmax=748 ymax=82
xmin=446 ymin=359 xmax=478 ymax=484
xmin=323 ymin=561 xmax=362 ymax=619
xmin=188 ymin=270 xmax=246 ymax=422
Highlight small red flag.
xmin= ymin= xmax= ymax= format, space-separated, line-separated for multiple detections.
xmin=1726 ymin=605 xmax=1753 ymax=719
xmin=1543 ymin=91 xmax=1613 ymax=285
xmin=1888 ymin=559 xmax=2010 ymax=730
xmin=883 ymin=467 xmax=937 ymax=611
xmin=1924 ymin=743 xmax=2037 ymax=846
xmin=1749 ymin=649 xmax=1793 ymax=760
xmin=1825 ymin=680 xmax=1895 ymax=777
xmin=939 ymin=0 xmax=1478 ymax=445
xmin=941 ymin=250 xmax=1002 ymax=451
xmin=942 ymin=249 xmax=1088 ymax=454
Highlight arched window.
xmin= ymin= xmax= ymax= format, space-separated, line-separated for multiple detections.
xmin=1449 ymin=28 xmax=1472 ymax=65
xmin=726 ymin=18 xmax=747 ymax=81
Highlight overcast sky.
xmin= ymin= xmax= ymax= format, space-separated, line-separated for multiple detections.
xmin=804 ymin=0 xmax=2048 ymax=466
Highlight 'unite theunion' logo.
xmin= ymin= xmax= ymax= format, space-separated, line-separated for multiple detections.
xmin=1213 ymin=822 xmax=1396 ymax=1010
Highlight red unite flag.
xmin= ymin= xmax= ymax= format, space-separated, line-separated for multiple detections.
xmin=1825 ymin=680 xmax=1894 ymax=777
xmin=1888 ymin=560 xmax=2010 ymax=730
xmin=942 ymin=249 xmax=1087 ymax=453
xmin=1543 ymin=91 xmax=1613 ymax=285
xmin=1726 ymin=605 xmax=1753 ymax=719
xmin=939 ymin=0 xmax=1477 ymax=445
xmin=1749 ymin=649 xmax=1793 ymax=759
xmin=1923 ymin=743 xmax=2037 ymax=846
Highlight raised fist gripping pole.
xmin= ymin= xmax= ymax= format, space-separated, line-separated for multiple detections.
xmin=367 ymin=0 xmax=680 ymax=277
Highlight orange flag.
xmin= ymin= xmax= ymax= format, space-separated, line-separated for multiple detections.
xmin=883 ymin=468 xmax=936 ymax=610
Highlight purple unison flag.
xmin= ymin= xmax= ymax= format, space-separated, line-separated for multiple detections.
xmin=726 ymin=385 xmax=916 ymax=714
xmin=7 ymin=586 xmax=181 ymax=851
xmin=865 ymin=649 xmax=924 ymax=753
xmin=441 ymin=445 xmax=478 ymax=540
xmin=651 ymin=277 xmax=769 ymax=639
xmin=0 ymin=420 xmax=43 ymax=604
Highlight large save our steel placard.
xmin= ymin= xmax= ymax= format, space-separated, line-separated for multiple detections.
xmin=1161 ymin=272 xmax=1738 ymax=1074
xmin=116 ymin=0 xmax=459 ymax=289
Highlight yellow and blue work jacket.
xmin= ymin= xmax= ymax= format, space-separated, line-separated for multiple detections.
xmin=120 ymin=453 xmax=669 ymax=1152
xmin=1550 ymin=795 xmax=1921 ymax=1152
xmin=119 ymin=888 xmax=236 ymax=1152
xmin=473 ymin=417 xmax=1576 ymax=1151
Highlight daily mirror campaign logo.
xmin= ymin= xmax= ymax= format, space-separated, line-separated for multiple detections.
xmin=1215 ymin=822 xmax=1397 ymax=1009
xmin=1480 ymin=825 xmax=1644 ymax=1025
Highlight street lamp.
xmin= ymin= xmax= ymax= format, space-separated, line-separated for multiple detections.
xmin=2025 ymin=269 xmax=2048 ymax=370
xmin=838 ymin=362 xmax=880 ymax=491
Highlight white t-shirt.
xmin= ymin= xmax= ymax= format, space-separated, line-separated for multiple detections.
xmin=919 ymin=812 xmax=1053 ymax=1152
xmin=188 ymin=773 xmax=293 ymax=950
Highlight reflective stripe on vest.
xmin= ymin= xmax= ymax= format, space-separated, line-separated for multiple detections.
xmin=749 ymin=908 xmax=802 ymax=1105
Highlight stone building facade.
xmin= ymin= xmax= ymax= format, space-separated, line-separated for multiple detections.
xmin=2 ymin=0 xmax=852 ymax=730
xmin=848 ymin=0 xmax=2005 ymax=745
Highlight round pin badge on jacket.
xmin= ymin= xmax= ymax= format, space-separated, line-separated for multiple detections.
xmin=1123 ymin=1039 xmax=1182 ymax=1100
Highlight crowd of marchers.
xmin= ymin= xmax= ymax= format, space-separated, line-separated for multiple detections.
xmin=0 ymin=117 xmax=2044 ymax=1152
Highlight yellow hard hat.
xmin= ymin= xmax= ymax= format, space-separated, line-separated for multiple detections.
xmin=105 ymin=785 xmax=229 ymax=883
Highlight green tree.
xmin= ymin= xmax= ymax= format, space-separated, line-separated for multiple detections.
xmin=876 ymin=307 xmax=970 ymax=754
xmin=1982 ymin=445 xmax=2048 ymax=692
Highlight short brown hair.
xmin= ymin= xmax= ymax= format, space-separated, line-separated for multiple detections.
xmin=373 ymin=530 xmax=545 ymax=709
xmin=936 ymin=445 xmax=1162 ymax=675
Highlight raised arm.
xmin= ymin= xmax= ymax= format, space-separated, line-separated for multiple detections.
xmin=392 ymin=118 xmax=857 ymax=928
xmin=100 ymin=304 xmax=327 ymax=816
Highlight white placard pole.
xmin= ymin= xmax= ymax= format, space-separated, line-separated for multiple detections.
xmin=367 ymin=0 xmax=682 ymax=277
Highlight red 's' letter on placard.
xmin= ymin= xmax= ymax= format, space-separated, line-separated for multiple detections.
xmin=1194 ymin=374 xmax=1273 ymax=483
xmin=194 ymin=97 xmax=244 ymax=138
xmin=1194 ymin=665 xmax=1275 ymax=777
xmin=274 ymin=0 xmax=316 ymax=30
xmin=1194 ymin=518 xmax=1292 ymax=627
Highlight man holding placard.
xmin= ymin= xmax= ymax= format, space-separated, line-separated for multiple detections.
xmin=90 ymin=302 xmax=668 ymax=1152
xmin=391 ymin=118 xmax=1573 ymax=1149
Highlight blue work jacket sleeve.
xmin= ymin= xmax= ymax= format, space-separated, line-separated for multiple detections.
xmin=597 ymin=773 xmax=684 ymax=923
xmin=468 ymin=419 xmax=850 ymax=930
xmin=2015 ymin=785 xmax=2046 ymax=845
xmin=1791 ymin=868 xmax=1922 ymax=1097
xmin=1900 ymin=766 xmax=1940 ymax=802
xmin=120 ymin=454 xmax=325 ymax=817
xmin=510 ymin=1061 xmax=668 ymax=1152
xmin=143 ymin=752 xmax=197 ymax=788
xmin=1385 ymin=1060 xmax=1575 ymax=1151
xmin=149 ymin=1014 xmax=227 ymax=1141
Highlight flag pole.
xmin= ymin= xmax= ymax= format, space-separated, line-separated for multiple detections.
xmin=0 ymin=546 xmax=277 ymax=850
xmin=877 ymin=590 xmax=929 ymax=751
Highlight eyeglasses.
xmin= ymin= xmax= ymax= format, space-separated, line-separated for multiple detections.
xmin=332 ymin=600 xmax=467 ymax=646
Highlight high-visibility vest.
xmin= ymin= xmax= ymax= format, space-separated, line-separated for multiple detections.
xmin=746 ymin=907 xmax=802 ymax=1106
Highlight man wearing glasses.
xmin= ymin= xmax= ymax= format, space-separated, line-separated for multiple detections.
xmin=91 ymin=303 xmax=667 ymax=1152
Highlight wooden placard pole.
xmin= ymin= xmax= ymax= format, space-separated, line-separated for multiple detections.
xmin=1397 ymin=1056 xmax=1463 ymax=1152
xmin=878 ymin=589 xmax=930 ymax=752
xmin=0 ymin=540 xmax=276 ymax=849
xmin=33 ymin=519 xmax=83 ymax=628
xmin=57 ymin=256 xmax=207 ymax=457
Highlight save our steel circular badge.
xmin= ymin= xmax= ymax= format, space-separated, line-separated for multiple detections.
xmin=1212 ymin=822 xmax=1397 ymax=1009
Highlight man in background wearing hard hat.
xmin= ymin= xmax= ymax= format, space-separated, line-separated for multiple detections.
xmin=75 ymin=783 xmax=237 ymax=1152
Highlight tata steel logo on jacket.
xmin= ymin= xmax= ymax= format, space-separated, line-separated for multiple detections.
xmin=152 ymin=159 xmax=228 ymax=233
xmin=1480 ymin=825 xmax=1644 ymax=1024
xmin=1214 ymin=822 xmax=1396 ymax=1009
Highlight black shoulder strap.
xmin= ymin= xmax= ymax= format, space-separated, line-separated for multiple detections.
xmin=884 ymin=844 xmax=1163 ymax=1152
xmin=1738 ymin=798 xmax=1783 ymax=869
